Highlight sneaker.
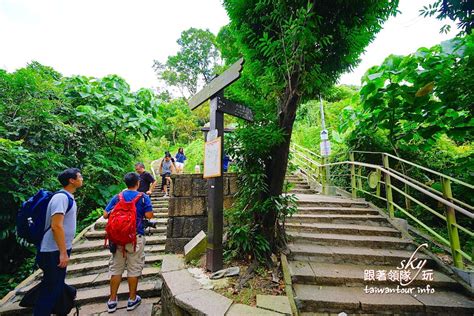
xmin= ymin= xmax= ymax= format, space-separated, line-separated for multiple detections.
xmin=127 ymin=295 xmax=141 ymax=311
xmin=107 ymin=299 xmax=118 ymax=313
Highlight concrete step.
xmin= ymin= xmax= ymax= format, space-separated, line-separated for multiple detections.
xmin=73 ymin=235 xmax=166 ymax=254
xmin=76 ymin=298 xmax=158 ymax=315
xmin=86 ymin=227 xmax=167 ymax=239
xmin=296 ymin=206 xmax=379 ymax=215
xmin=285 ymin=175 xmax=303 ymax=180
xmin=288 ymin=183 xmax=311 ymax=189
xmin=286 ymin=222 xmax=402 ymax=237
xmin=67 ymin=254 xmax=164 ymax=276
xmin=289 ymin=189 xmax=318 ymax=194
xmin=70 ymin=244 xmax=166 ymax=264
xmin=287 ymin=214 xmax=390 ymax=226
xmin=297 ymin=199 xmax=369 ymax=208
xmin=288 ymin=261 xmax=461 ymax=290
xmin=288 ymin=243 xmax=435 ymax=267
xmin=19 ymin=266 xmax=162 ymax=296
xmin=94 ymin=218 xmax=167 ymax=230
xmin=293 ymin=284 xmax=474 ymax=314
xmin=286 ymin=231 xmax=414 ymax=250
xmin=68 ymin=266 xmax=161 ymax=289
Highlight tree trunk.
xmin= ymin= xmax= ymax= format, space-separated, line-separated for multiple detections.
xmin=261 ymin=72 xmax=301 ymax=254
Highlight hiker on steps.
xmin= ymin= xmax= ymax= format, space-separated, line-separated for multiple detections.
xmin=103 ymin=172 xmax=153 ymax=313
xmin=134 ymin=162 xmax=157 ymax=195
xmin=174 ymin=147 xmax=186 ymax=174
xmin=160 ymin=152 xmax=176 ymax=197
xmin=34 ymin=168 xmax=83 ymax=316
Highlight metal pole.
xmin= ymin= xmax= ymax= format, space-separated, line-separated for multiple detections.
xmin=383 ymin=154 xmax=395 ymax=218
xmin=442 ymin=178 xmax=463 ymax=268
xmin=319 ymin=95 xmax=331 ymax=194
xmin=206 ymin=94 xmax=224 ymax=272
xmin=350 ymin=152 xmax=357 ymax=198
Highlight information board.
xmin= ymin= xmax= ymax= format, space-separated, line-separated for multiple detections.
xmin=203 ymin=137 xmax=222 ymax=178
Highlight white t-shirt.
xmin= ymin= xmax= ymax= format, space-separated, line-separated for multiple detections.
xmin=40 ymin=190 xmax=77 ymax=252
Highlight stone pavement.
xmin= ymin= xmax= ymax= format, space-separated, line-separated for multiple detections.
xmin=0 ymin=188 xmax=168 ymax=315
xmin=284 ymin=174 xmax=474 ymax=315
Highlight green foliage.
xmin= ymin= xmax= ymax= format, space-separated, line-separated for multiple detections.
xmin=153 ymin=28 xmax=221 ymax=97
xmin=420 ymin=0 xmax=473 ymax=34
xmin=350 ymin=34 xmax=474 ymax=152
xmin=0 ymin=62 xmax=164 ymax=296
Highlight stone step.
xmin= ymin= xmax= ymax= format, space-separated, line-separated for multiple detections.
xmin=68 ymin=266 xmax=161 ymax=289
xmin=285 ymin=178 xmax=308 ymax=184
xmin=151 ymin=205 xmax=168 ymax=209
xmin=297 ymin=199 xmax=369 ymax=208
xmin=73 ymin=235 xmax=166 ymax=254
xmin=289 ymin=189 xmax=318 ymax=194
xmin=76 ymin=298 xmax=158 ymax=315
xmin=288 ymin=243 xmax=436 ymax=267
xmin=288 ymin=183 xmax=311 ymax=189
xmin=293 ymin=284 xmax=474 ymax=314
xmin=77 ymin=279 xmax=161 ymax=306
xmin=287 ymin=214 xmax=390 ymax=226
xmin=85 ymin=226 xmax=167 ymax=239
xmin=296 ymin=206 xmax=379 ymax=215
xmin=19 ymin=266 xmax=162 ymax=296
xmin=68 ymin=254 xmax=164 ymax=276
xmin=286 ymin=231 xmax=414 ymax=250
xmin=288 ymin=261 xmax=461 ymax=290
xmin=286 ymin=222 xmax=402 ymax=237
xmin=70 ymin=245 xmax=165 ymax=264
xmin=94 ymin=218 xmax=167 ymax=230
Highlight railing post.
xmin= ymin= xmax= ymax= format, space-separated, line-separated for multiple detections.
xmin=376 ymin=168 xmax=382 ymax=197
xmin=320 ymin=157 xmax=327 ymax=195
xmin=350 ymin=152 xmax=357 ymax=198
xmin=383 ymin=154 xmax=395 ymax=218
xmin=442 ymin=178 xmax=463 ymax=269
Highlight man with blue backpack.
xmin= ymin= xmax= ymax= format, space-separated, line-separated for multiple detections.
xmin=17 ymin=168 xmax=83 ymax=315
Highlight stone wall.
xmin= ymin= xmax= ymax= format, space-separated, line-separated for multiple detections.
xmin=165 ymin=173 xmax=237 ymax=253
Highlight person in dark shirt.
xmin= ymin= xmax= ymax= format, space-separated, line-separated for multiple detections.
xmin=175 ymin=148 xmax=186 ymax=174
xmin=134 ymin=163 xmax=156 ymax=195
xmin=223 ymin=154 xmax=232 ymax=172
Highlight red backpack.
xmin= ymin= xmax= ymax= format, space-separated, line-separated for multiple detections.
xmin=105 ymin=192 xmax=142 ymax=254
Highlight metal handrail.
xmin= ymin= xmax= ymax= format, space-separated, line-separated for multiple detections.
xmin=351 ymin=150 xmax=474 ymax=190
xmin=291 ymin=145 xmax=473 ymax=267
xmin=323 ymin=160 xmax=473 ymax=219
xmin=292 ymin=143 xmax=321 ymax=159
xmin=150 ymin=158 xmax=162 ymax=180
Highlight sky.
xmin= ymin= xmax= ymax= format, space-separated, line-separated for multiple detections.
xmin=0 ymin=0 xmax=458 ymax=91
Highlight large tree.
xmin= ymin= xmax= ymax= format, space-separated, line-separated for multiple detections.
xmin=221 ymin=0 xmax=399 ymax=263
xmin=153 ymin=28 xmax=221 ymax=98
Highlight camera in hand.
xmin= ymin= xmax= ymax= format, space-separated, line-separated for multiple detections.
xmin=143 ymin=219 xmax=157 ymax=229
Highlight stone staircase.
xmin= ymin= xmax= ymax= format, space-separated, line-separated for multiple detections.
xmin=0 ymin=188 xmax=168 ymax=315
xmin=284 ymin=174 xmax=474 ymax=315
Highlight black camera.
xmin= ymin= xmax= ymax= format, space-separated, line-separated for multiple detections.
xmin=143 ymin=219 xmax=157 ymax=229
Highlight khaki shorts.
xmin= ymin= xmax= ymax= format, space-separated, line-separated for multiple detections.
xmin=109 ymin=235 xmax=146 ymax=277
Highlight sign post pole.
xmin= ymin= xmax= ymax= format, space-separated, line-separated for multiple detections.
xmin=319 ymin=95 xmax=331 ymax=195
xmin=188 ymin=58 xmax=252 ymax=272
xmin=206 ymin=94 xmax=224 ymax=272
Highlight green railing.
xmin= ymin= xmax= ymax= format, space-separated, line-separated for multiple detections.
xmin=290 ymin=144 xmax=474 ymax=269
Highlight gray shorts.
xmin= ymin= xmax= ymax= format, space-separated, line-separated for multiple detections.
xmin=109 ymin=235 xmax=146 ymax=277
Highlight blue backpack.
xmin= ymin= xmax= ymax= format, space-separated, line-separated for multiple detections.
xmin=17 ymin=189 xmax=73 ymax=247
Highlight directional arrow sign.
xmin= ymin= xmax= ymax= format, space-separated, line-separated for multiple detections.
xmin=188 ymin=58 xmax=245 ymax=110
xmin=217 ymin=96 xmax=254 ymax=122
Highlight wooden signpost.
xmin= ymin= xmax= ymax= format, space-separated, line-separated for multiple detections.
xmin=188 ymin=58 xmax=253 ymax=272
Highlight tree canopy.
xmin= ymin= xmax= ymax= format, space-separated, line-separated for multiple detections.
xmin=220 ymin=0 xmax=399 ymax=262
xmin=153 ymin=27 xmax=221 ymax=98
